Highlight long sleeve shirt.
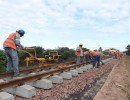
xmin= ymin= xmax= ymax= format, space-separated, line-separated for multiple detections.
xmin=76 ymin=46 xmax=83 ymax=56
xmin=15 ymin=34 xmax=23 ymax=50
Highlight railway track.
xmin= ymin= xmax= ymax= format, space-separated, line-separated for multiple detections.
xmin=0 ymin=61 xmax=76 ymax=79
xmin=0 ymin=61 xmax=92 ymax=89
xmin=0 ymin=58 xmax=112 ymax=100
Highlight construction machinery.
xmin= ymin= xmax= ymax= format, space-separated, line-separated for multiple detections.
xmin=45 ymin=50 xmax=61 ymax=62
xmin=20 ymin=48 xmax=61 ymax=66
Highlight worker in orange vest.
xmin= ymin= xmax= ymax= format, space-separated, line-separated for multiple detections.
xmin=90 ymin=50 xmax=101 ymax=68
xmin=98 ymin=50 xmax=104 ymax=65
xmin=75 ymin=43 xmax=83 ymax=64
xmin=84 ymin=49 xmax=90 ymax=63
xmin=116 ymin=50 xmax=123 ymax=60
xmin=3 ymin=30 xmax=25 ymax=77
xmin=110 ymin=51 xmax=115 ymax=59
xmin=119 ymin=51 xmax=123 ymax=59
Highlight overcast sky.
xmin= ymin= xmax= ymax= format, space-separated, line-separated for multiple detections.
xmin=0 ymin=0 xmax=130 ymax=51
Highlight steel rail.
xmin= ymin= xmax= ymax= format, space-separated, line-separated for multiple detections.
xmin=0 ymin=62 xmax=89 ymax=90
xmin=0 ymin=62 xmax=75 ymax=79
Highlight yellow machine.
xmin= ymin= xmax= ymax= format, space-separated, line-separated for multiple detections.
xmin=20 ymin=48 xmax=61 ymax=66
xmin=45 ymin=50 xmax=61 ymax=62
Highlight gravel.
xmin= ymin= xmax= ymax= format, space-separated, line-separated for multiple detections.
xmin=15 ymin=59 xmax=118 ymax=100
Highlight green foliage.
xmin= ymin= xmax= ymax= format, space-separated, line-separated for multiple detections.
xmin=128 ymin=96 xmax=130 ymax=100
xmin=82 ymin=47 xmax=88 ymax=51
xmin=0 ymin=50 xmax=6 ymax=73
xmin=32 ymin=46 xmax=45 ymax=58
xmin=0 ymin=46 xmax=77 ymax=70
xmin=57 ymin=47 xmax=75 ymax=61
xmin=103 ymin=51 xmax=109 ymax=55
xmin=109 ymin=48 xmax=116 ymax=50
xmin=126 ymin=45 xmax=130 ymax=56
xmin=98 ymin=47 xmax=103 ymax=52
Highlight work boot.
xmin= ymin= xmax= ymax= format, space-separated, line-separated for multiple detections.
xmin=97 ymin=65 xmax=100 ymax=68
xmin=13 ymin=73 xmax=20 ymax=77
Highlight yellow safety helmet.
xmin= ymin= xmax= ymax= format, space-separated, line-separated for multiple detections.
xmin=79 ymin=43 xmax=83 ymax=46
xmin=89 ymin=50 xmax=93 ymax=52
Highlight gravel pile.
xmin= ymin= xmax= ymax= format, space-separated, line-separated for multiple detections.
xmin=15 ymin=59 xmax=118 ymax=100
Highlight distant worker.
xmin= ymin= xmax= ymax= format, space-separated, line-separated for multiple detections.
xmin=123 ymin=52 xmax=126 ymax=57
xmin=116 ymin=50 xmax=123 ymax=60
xmin=110 ymin=51 xmax=115 ymax=59
xmin=3 ymin=30 xmax=25 ymax=77
xmin=75 ymin=43 xmax=84 ymax=64
xmin=119 ymin=51 xmax=123 ymax=59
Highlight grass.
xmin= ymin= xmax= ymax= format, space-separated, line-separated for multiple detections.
xmin=128 ymin=96 xmax=130 ymax=100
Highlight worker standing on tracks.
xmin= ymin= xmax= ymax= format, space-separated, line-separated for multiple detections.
xmin=75 ymin=43 xmax=84 ymax=64
xmin=3 ymin=30 xmax=25 ymax=77
xmin=111 ymin=51 xmax=115 ymax=59
xmin=116 ymin=50 xmax=123 ymax=60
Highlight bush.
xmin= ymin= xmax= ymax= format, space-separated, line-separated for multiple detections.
xmin=126 ymin=45 xmax=130 ymax=56
xmin=0 ymin=46 xmax=77 ymax=70
xmin=57 ymin=47 xmax=75 ymax=62
xmin=0 ymin=50 xmax=6 ymax=73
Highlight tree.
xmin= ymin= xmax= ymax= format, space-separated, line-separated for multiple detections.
xmin=98 ymin=47 xmax=103 ymax=52
xmin=57 ymin=47 xmax=75 ymax=62
xmin=0 ymin=50 xmax=6 ymax=73
xmin=126 ymin=45 xmax=130 ymax=56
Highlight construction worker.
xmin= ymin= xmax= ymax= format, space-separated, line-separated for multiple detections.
xmin=116 ymin=50 xmax=123 ymax=60
xmin=90 ymin=50 xmax=101 ymax=68
xmin=119 ymin=51 xmax=123 ymax=59
xmin=3 ymin=30 xmax=25 ymax=77
xmin=109 ymin=51 xmax=115 ymax=59
xmin=75 ymin=43 xmax=84 ymax=64
xmin=88 ymin=50 xmax=94 ymax=60
xmin=98 ymin=50 xmax=104 ymax=65
xmin=84 ymin=49 xmax=91 ymax=63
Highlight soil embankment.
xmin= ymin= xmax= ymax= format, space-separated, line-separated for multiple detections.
xmin=94 ymin=56 xmax=130 ymax=100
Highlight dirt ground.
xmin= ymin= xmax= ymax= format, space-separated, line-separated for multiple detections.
xmin=94 ymin=56 xmax=130 ymax=100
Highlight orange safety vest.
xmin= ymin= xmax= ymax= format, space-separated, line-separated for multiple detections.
xmin=116 ymin=51 xmax=119 ymax=56
xmin=91 ymin=51 xmax=96 ymax=56
xmin=110 ymin=51 xmax=114 ymax=55
xmin=119 ymin=51 xmax=122 ymax=56
xmin=75 ymin=46 xmax=83 ymax=57
xmin=99 ymin=52 xmax=103 ymax=56
xmin=84 ymin=51 xmax=89 ymax=56
xmin=75 ymin=51 xmax=81 ymax=56
xmin=3 ymin=32 xmax=17 ymax=50
xmin=91 ymin=51 xmax=100 ymax=56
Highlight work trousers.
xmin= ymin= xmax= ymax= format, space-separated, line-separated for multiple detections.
xmin=76 ymin=56 xmax=84 ymax=64
xmin=4 ymin=47 xmax=19 ymax=76
xmin=93 ymin=54 xmax=100 ymax=68
xmin=84 ymin=54 xmax=90 ymax=63
xmin=100 ymin=56 xmax=104 ymax=65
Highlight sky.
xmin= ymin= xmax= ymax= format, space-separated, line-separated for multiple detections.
xmin=0 ymin=0 xmax=130 ymax=51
